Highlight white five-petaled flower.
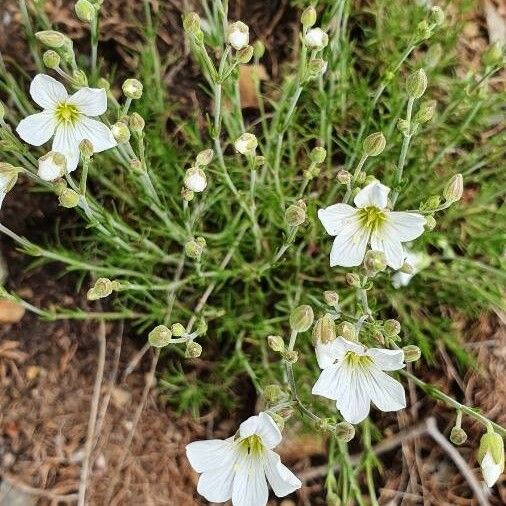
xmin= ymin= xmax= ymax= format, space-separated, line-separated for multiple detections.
xmin=312 ymin=336 xmax=406 ymax=424
xmin=186 ymin=412 xmax=301 ymax=506
xmin=318 ymin=181 xmax=426 ymax=269
xmin=16 ymin=74 xmax=117 ymax=173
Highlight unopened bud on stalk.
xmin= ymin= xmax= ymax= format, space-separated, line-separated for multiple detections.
xmin=59 ymin=188 xmax=80 ymax=208
xmin=181 ymin=187 xmax=194 ymax=202
xmin=195 ymin=149 xmax=214 ymax=167
xmin=263 ymin=384 xmax=285 ymax=405
xmin=323 ymin=290 xmax=339 ymax=306
xmin=185 ymin=341 xmax=203 ymax=358
xmin=304 ymin=28 xmax=328 ymax=50
xmin=478 ymin=428 xmax=504 ymax=487
xmin=384 ymin=319 xmax=401 ymax=336
xmin=253 ymin=40 xmax=265 ymax=59
xmin=313 ymin=313 xmax=336 ymax=344
xmin=79 ymin=139 xmax=94 ymax=159
xmin=289 ymin=305 xmax=314 ymax=333
xmin=267 ymin=335 xmax=285 ymax=352
xmin=129 ymin=112 xmax=145 ymax=132
xmin=171 ymin=322 xmax=186 ymax=337
xmin=184 ymin=167 xmax=207 ymax=192
xmin=345 ymin=272 xmax=361 ymax=287
xmin=301 ymin=6 xmax=316 ymax=28
xmin=227 ymin=21 xmax=249 ymax=51
xmin=75 ymin=0 xmax=96 ymax=23
xmin=363 ymin=132 xmax=386 ymax=156
xmin=424 ymin=215 xmax=436 ymax=230
xmin=182 ymin=12 xmax=201 ymax=36
xmin=416 ymin=100 xmax=437 ymax=123
xmin=234 ymin=133 xmax=257 ymax=155
xmin=87 ymin=277 xmax=113 ymax=300
xmin=196 ymin=318 xmax=208 ymax=336
xmin=111 ymin=122 xmax=131 ymax=144
xmin=237 ymin=45 xmax=254 ymax=64
xmin=38 ymin=151 xmax=66 ymax=181
xmin=430 ymin=6 xmax=445 ymax=26
xmin=255 ymin=155 xmax=265 ymax=167
xmin=72 ymin=69 xmax=88 ymax=87
xmin=363 ymin=250 xmax=387 ymax=276
xmin=285 ymin=201 xmax=306 ymax=227
xmin=310 ymin=146 xmax=326 ymax=164
xmin=425 ymin=43 xmax=443 ymax=68
xmin=42 ymin=50 xmax=61 ymax=69
xmin=184 ymin=237 xmax=206 ymax=259
xmin=336 ymin=321 xmax=355 ymax=341
xmin=450 ymin=426 xmax=468 ymax=445
xmin=122 ymin=78 xmax=143 ymax=99
xmin=406 ymin=69 xmax=428 ymax=99
xmin=443 ymin=174 xmax=463 ymax=203
xmin=307 ymin=58 xmax=328 ymax=79
xmin=335 ymin=422 xmax=355 ymax=442
xmin=148 ymin=325 xmax=172 ymax=347
xmin=35 ymin=30 xmax=68 ymax=49
xmin=397 ymin=119 xmax=410 ymax=136
xmin=403 ymin=345 xmax=421 ymax=362
xmin=284 ymin=350 xmax=299 ymax=364
xmin=337 ymin=169 xmax=351 ymax=185
xmin=416 ymin=20 xmax=432 ymax=41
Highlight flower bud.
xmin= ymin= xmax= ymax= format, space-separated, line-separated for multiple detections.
xmin=148 ymin=324 xmax=172 ymax=347
xmin=345 ymin=272 xmax=361 ymax=287
xmin=38 ymin=151 xmax=66 ymax=181
xmin=185 ymin=341 xmax=203 ymax=358
xmin=182 ymin=12 xmax=201 ymax=36
xmin=35 ymin=30 xmax=68 ymax=49
xmin=384 ymin=319 xmax=401 ymax=336
xmin=253 ymin=40 xmax=265 ymax=59
xmin=181 ymin=187 xmax=194 ymax=202
xmin=424 ymin=215 xmax=436 ymax=230
xmin=450 ymin=426 xmax=468 ymax=445
xmin=196 ymin=318 xmax=208 ymax=336
xmin=184 ymin=167 xmax=207 ymax=193
xmin=289 ymin=305 xmax=314 ymax=333
xmin=263 ymin=384 xmax=285 ymax=405
xmin=227 ymin=21 xmax=249 ymax=51
xmin=130 ymin=159 xmax=143 ymax=173
xmin=443 ymin=174 xmax=463 ymax=203
xmin=72 ymin=69 xmax=88 ymax=87
xmin=363 ymin=250 xmax=387 ymax=276
xmin=97 ymin=77 xmax=110 ymax=91
xmin=323 ymin=290 xmax=339 ymax=306
xmin=483 ymin=42 xmax=504 ymax=67
xmin=313 ymin=313 xmax=336 ymax=344
xmin=335 ymin=422 xmax=355 ymax=442
xmin=267 ymin=335 xmax=285 ymax=352
xmin=129 ymin=112 xmax=145 ymax=132
xmin=195 ymin=148 xmax=214 ymax=167
xmin=336 ymin=169 xmax=351 ymax=185
xmin=310 ymin=146 xmax=326 ymax=164
xmin=185 ymin=237 xmax=206 ymax=259
xmin=402 ymin=344 xmax=421 ymax=362
xmin=400 ymin=261 xmax=415 ymax=275
xmin=397 ymin=119 xmax=410 ymax=136
xmin=42 ymin=50 xmax=61 ymax=69
xmin=79 ymin=139 xmax=94 ymax=159
xmin=336 ymin=321 xmax=355 ymax=341
xmin=301 ymin=6 xmax=317 ymax=28
xmin=284 ymin=350 xmax=299 ymax=364
xmin=122 ymin=78 xmax=143 ymax=100
xmin=236 ymin=45 xmax=254 ymax=64
xmin=75 ymin=0 xmax=96 ymax=23
xmin=307 ymin=58 xmax=328 ymax=79
xmin=304 ymin=28 xmax=328 ymax=50
xmin=171 ymin=322 xmax=186 ymax=337
xmin=406 ymin=69 xmax=428 ymax=99
xmin=425 ymin=43 xmax=443 ymax=69
xmin=478 ymin=429 xmax=504 ymax=487
xmin=416 ymin=100 xmax=437 ymax=123
xmin=234 ymin=133 xmax=257 ymax=155
xmin=285 ymin=202 xmax=306 ymax=227
xmin=269 ymin=412 xmax=286 ymax=431
xmin=415 ymin=20 xmax=432 ymax=41
xmin=430 ymin=6 xmax=445 ymax=26
xmin=255 ymin=155 xmax=265 ymax=167
xmin=111 ymin=122 xmax=131 ymax=144
xmin=59 ymin=188 xmax=80 ymax=208
xmin=363 ymin=132 xmax=386 ymax=156
xmin=87 ymin=277 xmax=113 ymax=301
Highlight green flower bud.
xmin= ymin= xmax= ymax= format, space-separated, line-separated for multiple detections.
xmin=323 ymin=290 xmax=339 ymax=306
xmin=415 ymin=20 xmax=432 ymax=41
xmin=336 ymin=321 xmax=355 ymax=341
xmin=185 ymin=237 xmax=205 ymax=259
xmin=301 ymin=6 xmax=317 ymax=28
xmin=35 ymin=30 xmax=68 ymax=49
xmin=443 ymin=174 xmax=463 ymax=203
xmin=122 ymin=78 xmax=143 ymax=100
xmin=182 ymin=12 xmax=201 ymax=36
xmin=111 ymin=122 xmax=131 ymax=144
xmin=336 ymin=169 xmax=351 ymax=185
xmin=335 ymin=422 xmax=355 ymax=442
xmin=478 ymin=429 xmax=504 ymax=487
xmin=79 ymin=139 xmax=94 ymax=158
xmin=87 ymin=277 xmax=113 ymax=300
xmin=420 ymin=195 xmax=441 ymax=212
xmin=403 ymin=345 xmax=421 ymax=363
xmin=255 ymin=155 xmax=265 ymax=167
xmin=306 ymin=58 xmax=328 ymax=79
xmin=285 ymin=201 xmax=306 ymax=227
xmin=75 ymin=0 xmax=96 ymax=23
xmin=196 ymin=317 xmax=208 ymax=336
xmin=263 ymin=384 xmax=285 ymax=405
xmin=450 ymin=426 xmax=468 ymax=445
xmin=424 ymin=215 xmax=436 ymax=231
xmin=483 ymin=42 xmax=504 ymax=68
xmin=72 ymin=69 xmax=88 ymax=87
xmin=416 ymin=100 xmax=437 ymax=123
xmin=171 ymin=322 xmax=186 ymax=337
xmin=425 ymin=43 xmax=443 ymax=69
xmin=234 ymin=133 xmax=258 ymax=155
xmin=148 ymin=324 xmax=172 ymax=347
xmin=195 ymin=148 xmax=214 ymax=167
xmin=236 ymin=45 xmax=254 ymax=64
xmin=355 ymin=171 xmax=366 ymax=184
xmin=59 ymin=188 xmax=80 ymax=208
xmin=384 ymin=319 xmax=401 ymax=336
xmin=42 ymin=50 xmax=61 ymax=69
xmin=97 ymin=77 xmax=110 ymax=91
xmin=345 ymin=272 xmax=361 ymax=288
xmin=363 ymin=250 xmax=387 ymax=276
xmin=430 ymin=6 xmax=445 ymax=26
xmin=326 ymin=492 xmax=342 ymax=506
xmin=400 ymin=261 xmax=415 ymax=275
xmin=284 ymin=350 xmax=299 ymax=364
xmin=185 ymin=341 xmax=202 ymax=358
xmin=363 ymin=132 xmax=386 ymax=157
xmin=406 ymin=69 xmax=428 ymax=99
xmin=0 ymin=163 xmax=20 ymax=193
xmin=129 ymin=112 xmax=145 ymax=132
xmin=313 ymin=313 xmax=336 ymax=344
xmin=181 ymin=187 xmax=194 ymax=202
xmin=310 ymin=146 xmax=327 ymax=164
xmin=397 ymin=118 xmax=410 ymax=136
xmin=253 ymin=40 xmax=265 ymax=59
xmin=267 ymin=335 xmax=285 ymax=353
xmin=289 ymin=305 xmax=314 ymax=333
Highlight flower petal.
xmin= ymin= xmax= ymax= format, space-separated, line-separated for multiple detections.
xmin=232 ymin=454 xmax=269 ymax=506
xmin=68 ymin=87 xmax=108 ymax=116
xmin=239 ymin=412 xmax=282 ymax=450
xmin=481 ymin=451 xmax=502 ymax=487
xmin=370 ymin=232 xmax=404 ymax=269
xmin=335 ymin=367 xmax=372 ymax=424
xmin=387 ymin=212 xmax=426 ymax=241
xmin=264 ymin=450 xmax=301 ymax=497
xmin=315 ymin=340 xmax=342 ymax=369
xmin=365 ymin=366 xmax=406 ymax=413
xmin=16 ymin=111 xmax=56 ymax=146
xmin=30 ymin=74 xmax=68 ymax=110
xmin=354 ymin=181 xmax=390 ymax=209
xmin=52 ymin=124 xmax=81 ymax=172
xmin=367 ymin=348 xmax=405 ymax=371
xmin=186 ymin=437 xmax=235 ymax=473
xmin=77 ymin=117 xmax=117 ymax=153
xmin=318 ymin=204 xmax=357 ymax=236
xmin=312 ymin=363 xmax=341 ymax=400
xmin=197 ymin=467 xmax=235 ymax=503
xmin=329 ymin=220 xmax=369 ymax=267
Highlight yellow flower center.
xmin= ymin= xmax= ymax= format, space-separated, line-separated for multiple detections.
xmin=344 ymin=351 xmax=373 ymax=368
xmin=55 ymin=102 xmax=80 ymax=124
xmin=357 ymin=206 xmax=387 ymax=231
xmin=238 ymin=434 xmax=264 ymax=456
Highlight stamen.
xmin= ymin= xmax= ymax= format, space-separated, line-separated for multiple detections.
xmin=55 ymin=102 xmax=80 ymax=124
xmin=238 ymin=434 xmax=264 ymax=456
xmin=344 ymin=351 xmax=373 ymax=368
xmin=357 ymin=206 xmax=387 ymax=231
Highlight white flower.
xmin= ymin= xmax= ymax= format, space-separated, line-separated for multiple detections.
xmin=186 ymin=412 xmax=301 ymax=506
xmin=478 ymin=430 xmax=504 ymax=487
xmin=16 ymin=74 xmax=117 ymax=173
xmin=227 ymin=21 xmax=249 ymax=51
xmin=318 ymin=181 xmax=426 ymax=269
xmin=392 ymin=249 xmax=430 ymax=288
xmin=184 ymin=167 xmax=207 ymax=192
xmin=312 ymin=336 xmax=406 ymax=424
xmin=234 ymin=132 xmax=258 ymax=155
xmin=37 ymin=151 xmax=66 ymax=181
xmin=304 ymin=28 xmax=328 ymax=50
